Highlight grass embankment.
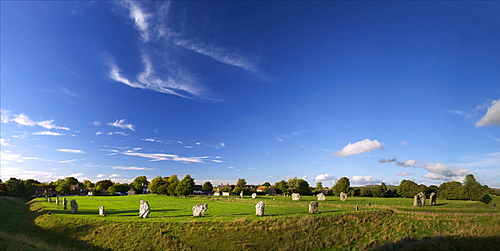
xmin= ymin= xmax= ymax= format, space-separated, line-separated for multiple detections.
xmin=2 ymin=195 xmax=499 ymax=250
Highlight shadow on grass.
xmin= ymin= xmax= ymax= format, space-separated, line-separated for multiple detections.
xmin=0 ymin=197 xmax=109 ymax=251
xmin=372 ymin=235 xmax=500 ymax=251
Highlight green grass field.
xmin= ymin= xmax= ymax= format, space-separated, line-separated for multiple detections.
xmin=2 ymin=195 xmax=499 ymax=250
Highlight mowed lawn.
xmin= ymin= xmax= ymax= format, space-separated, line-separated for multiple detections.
xmin=37 ymin=194 xmax=500 ymax=223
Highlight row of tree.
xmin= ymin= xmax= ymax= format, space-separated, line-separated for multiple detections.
xmin=0 ymin=173 xmax=493 ymax=203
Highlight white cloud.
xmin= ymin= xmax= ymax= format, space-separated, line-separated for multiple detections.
xmin=58 ymin=159 xmax=78 ymax=164
xmin=37 ymin=120 xmax=70 ymax=130
xmin=0 ymin=166 xmax=61 ymax=182
xmin=109 ymin=174 xmax=120 ymax=178
xmin=396 ymin=159 xmax=418 ymax=167
xmin=108 ymin=58 xmax=207 ymax=101
xmin=332 ymin=139 xmax=384 ymax=157
xmin=423 ymin=163 xmax=469 ymax=181
xmin=108 ymin=119 xmax=135 ymax=131
xmin=103 ymin=149 xmax=213 ymax=163
xmin=476 ymin=98 xmax=500 ymax=127
xmin=456 ymin=151 xmax=500 ymax=168
xmin=401 ymin=141 xmax=408 ymax=146
xmin=396 ymin=172 xmax=416 ymax=176
xmin=351 ymin=175 xmax=383 ymax=185
xmin=127 ymin=1 xmax=151 ymax=41
xmin=56 ymin=149 xmax=84 ymax=154
xmin=111 ymin=166 xmax=154 ymax=171
xmin=69 ymin=173 xmax=83 ymax=178
xmin=12 ymin=113 xmax=36 ymax=126
xmin=96 ymin=174 xmax=106 ymax=178
xmin=32 ymin=131 xmax=65 ymax=136
xmin=92 ymin=121 xmax=101 ymax=126
xmin=3 ymin=112 xmax=70 ymax=130
xmin=1 ymin=139 xmax=10 ymax=147
xmin=227 ymin=166 xmax=234 ymax=169
xmin=314 ymin=173 xmax=335 ymax=181
xmin=174 ymin=39 xmax=257 ymax=73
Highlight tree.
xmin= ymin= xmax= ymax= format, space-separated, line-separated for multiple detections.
xmin=82 ymin=180 xmax=94 ymax=189
xmin=261 ymin=182 xmax=271 ymax=187
xmin=398 ymin=180 xmax=419 ymax=198
xmin=109 ymin=183 xmax=130 ymax=194
xmin=132 ymin=176 xmax=148 ymax=194
xmin=439 ymin=181 xmax=463 ymax=200
xmin=64 ymin=177 xmax=80 ymax=185
xmin=175 ymin=174 xmax=195 ymax=196
xmin=315 ymin=182 xmax=324 ymax=191
xmin=233 ymin=178 xmax=248 ymax=194
xmin=273 ymin=180 xmax=288 ymax=194
xmin=149 ymin=176 xmax=167 ymax=194
xmin=95 ymin=180 xmax=114 ymax=191
xmin=333 ymin=177 xmax=351 ymax=196
xmin=56 ymin=182 xmax=71 ymax=195
xmin=167 ymin=175 xmax=179 ymax=196
xmin=287 ymin=177 xmax=310 ymax=195
xmin=202 ymin=181 xmax=213 ymax=193
xmin=463 ymin=174 xmax=482 ymax=201
xmin=24 ymin=179 xmax=40 ymax=196
xmin=371 ymin=185 xmax=385 ymax=198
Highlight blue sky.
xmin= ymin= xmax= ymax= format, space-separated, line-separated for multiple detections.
xmin=1 ymin=1 xmax=499 ymax=188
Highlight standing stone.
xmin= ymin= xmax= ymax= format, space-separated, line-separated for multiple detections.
xmin=99 ymin=206 xmax=105 ymax=216
xmin=413 ymin=192 xmax=426 ymax=207
xmin=70 ymin=199 xmax=78 ymax=213
xmin=63 ymin=197 xmax=67 ymax=210
xmin=252 ymin=193 xmax=257 ymax=199
xmin=291 ymin=193 xmax=302 ymax=201
xmin=309 ymin=202 xmax=319 ymax=214
xmin=139 ymin=200 xmax=150 ymax=218
xmin=240 ymin=191 xmax=244 ymax=199
xmin=55 ymin=196 xmax=59 ymax=206
xmin=420 ymin=192 xmax=426 ymax=206
xmin=47 ymin=197 xmax=52 ymax=203
xmin=355 ymin=206 xmax=359 ymax=211
xmin=192 ymin=204 xmax=208 ymax=217
xmin=340 ymin=192 xmax=348 ymax=201
xmin=317 ymin=193 xmax=326 ymax=201
xmin=255 ymin=201 xmax=265 ymax=216
xmin=430 ymin=192 xmax=437 ymax=205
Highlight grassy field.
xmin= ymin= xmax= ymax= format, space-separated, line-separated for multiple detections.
xmin=1 ymin=194 xmax=499 ymax=250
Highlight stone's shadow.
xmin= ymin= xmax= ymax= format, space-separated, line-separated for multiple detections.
xmin=372 ymin=235 xmax=500 ymax=251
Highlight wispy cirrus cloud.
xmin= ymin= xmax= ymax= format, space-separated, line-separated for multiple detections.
xmin=32 ymin=131 xmax=65 ymax=136
xmin=108 ymin=1 xmax=259 ymax=101
xmin=56 ymin=149 xmax=85 ymax=154
xmin=108 ymin=119 xmax=135 ymax=131
xmin=102 ymin=149 xmax=218 ymax=164
xmin=111 ymin=166 xmax=154 ymax=171
xmin=1 ymin=111 xmax=70 ymax=131
xmin=332 ymin=139 xmax=384 ymax=157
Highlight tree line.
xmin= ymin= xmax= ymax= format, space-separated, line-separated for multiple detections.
xmin=0 ymin=173 xmax=494 ymax=203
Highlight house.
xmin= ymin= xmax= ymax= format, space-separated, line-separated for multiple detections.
xmin=256 ymin=186 xmax=267 ymax=192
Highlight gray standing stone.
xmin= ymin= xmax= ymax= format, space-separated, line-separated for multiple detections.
xmin=192 ymin=204 xmax=208 ymax=217
xmin=317 ymin=193 xmax=326 ymax=201
xmin=430 ymin=192 xmax=437 ymax=205
xmin=55 ymin=196 xmax=59 ymax=206
xmin=291 ymin=193 xmax=302 ymax=201
xmin=99 ymin=206 xmax=105 ymax=216
xmin=413 ymin=192 xmax=426 ymax=207
xmin=139 ymin=200 xmax=150 ymax=218
xmin=240 ymin=191 xmax=244 ymax=199
xmin=47 ymin=197 xmax=52 ymax=203
xmin=340 ymin=192 xmax=348 ymax=201
xmin=309 ymin=202 xmax=319 ymax=214
xmin=70 ymin=199 xmax=78 ymax=213
xmin=63 ymin=197 xmax=67 ymax=210
xmin=252 ymin=193 xmax=257 ymax=199
xmin=355 ymin=206 xmax=359 ymax=211
xmin=255 ymin=201 xmax=265 ymax=216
